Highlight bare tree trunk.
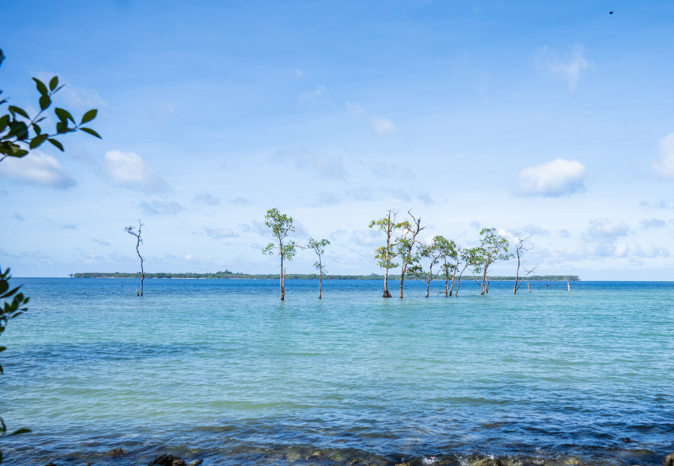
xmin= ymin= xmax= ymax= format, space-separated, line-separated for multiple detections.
xmin=568 ymin=281 xmax=570 ymax=291
xmin=481 ymin=262 xmax=489 ymax=295
xmin=400 ymin=265 xmax=406 ymax=299
xmin=449 ymin=258 xmax=458 ymax=296
xmin=425 ymin=280 xmax=430 ymax=298
xmin=455 ymin=264 xmax=469 ymax=297
xmin=280 ymin=255 xmax=285 ymax=301
xmin=528 ymin=282 xmax=531 ymax=293
xmin=319 ymin=269 xmax=322 ymax=299
xmin=514 ymin=254 xmax=521 ymax=295
xmin=383 ymin=266 xmax=391 ymax=298
xmin=140 ymin=256 xmax=144 ymax=297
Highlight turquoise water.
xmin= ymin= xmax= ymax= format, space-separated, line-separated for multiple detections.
xmin=1 ymin=278 xmax=672 ymax=466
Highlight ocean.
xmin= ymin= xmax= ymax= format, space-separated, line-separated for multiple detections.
xmin=1 ymin=278 xmax=672 ymax=465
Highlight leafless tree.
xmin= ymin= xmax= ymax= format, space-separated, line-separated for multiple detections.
xmin=513 ymin=233 xmax=537 ymax=294
xmin=125 ymin=220 xmax=145 ymax=296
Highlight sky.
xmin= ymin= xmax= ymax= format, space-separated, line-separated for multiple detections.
xmin=1 ymin=0 xmax=674 ymax=279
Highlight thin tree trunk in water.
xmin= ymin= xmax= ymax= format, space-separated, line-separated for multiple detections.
xmin=514 ymin=256 xmax=520 ymax=294
xmin=319 ymin=269 xmax=322 ymax=299
xmin=426 ymin=280 xmax=430 ymax=298
xmin=280 ymin=255 xmax=285 ymax=301
xmin=140 ymin=258 xmax=144 ymax=297
xmin=455 ymin=265 xmax=468 ymax=297
xmin=383 ymin=267 xmax=391 ymax=298
xmin=449 ymin=258 xmax=458 ymax=296
xmin=528 ymin=282 xmax=531 ymax=293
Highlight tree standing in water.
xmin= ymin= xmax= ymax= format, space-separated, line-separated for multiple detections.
xmin=513 ymin=234 xmax=537 ymax=294
xmin=263 ymin=208 xmax=297 ymax=301
xmin=407 ymin=238 xmax=443 ymax=298
xmin=435 ymin=236 xmax=458 ymax=297
xmin=125 ymin=221 xmax=145 ymax=296
xmin=304 ymin=237 xmax=330 ymax=299
xmin=369 ymin=210 xmax=403 ymax=298
xmin=396 ymin=210 xmax=424 ymax=299
xmin=454 ymin=247 xmax=481 ymax=297
xmin=476 ymin=227 xmax=512 ymax=295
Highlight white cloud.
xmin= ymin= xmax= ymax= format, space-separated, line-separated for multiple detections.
xmin=370 ymin=117 xmax=396 ymax=134
xmin=193 ymin=191 xmax=221 ymax=206
xmin=92 ymin=239 xmax=111 ymax=246
xmin=519 ymin=224 xmax=551 ymax=236
xmin=470 ymin=221 xmax=481 ymax=230
xmin=62 ymin=224 xmax=78 ymax=230
xmin=239 ymin=220 xmax=268 ymax=236
xmin=639 ymin=218 xmax=666 ymax=228
xmin=230 ymin=197 xmax=251 ymax=205
xmin=316 ymin=192 xmax=341 ymax=206
xmin=516 ymin=158 xmax=586 ymax=197
xmin=652 ymin=133 xmax=674 ymax=179
xmin=346 ymin=101 xmax=364 ymax=116
xmin=346 ymin=102 xmax=396 ymax=135
xmin=370 ymin=163 xmax=416 ymax=181
xmin=139 ymin=200 xmax=186 ymax=215
xmin=537 ymin=44 xmax=590 ymax=92
xmin=0 ymin=150 xmax=77 ymax=189
xmin=104 ymin=150 xmax=168 ymax=192
xmin=205 ymin=227 xmax=239 ymax=239
xmin=298 ymin=86 xmax=329 ymax=106
xmin=295 ymin=69 xmax=304 ymax=77
xmin=558 ymin=229 xmax=571 ymax=238
xmin=276 ymin=148 xmax=348 ymax=181
xmin=584 ymin=219 xmax=630 ymax=241
xmin=631 ymin=244 xmax=670 ymax=259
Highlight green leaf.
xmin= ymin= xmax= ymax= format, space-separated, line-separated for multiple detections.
xmin=49 ymin=76 xmax=59 ymax=91
xmin=7 ymin=121 xmax=28 ymax=140
xmin=54 ymin=107 xmax=75 ymax=124
xmin=8 ymin=106 xmax=29 ymax=119
xmin=0 ymin=114 xmax=9 ymax=132
xmin=47 ymin=138 xmax=64 ymax=151
xmin=79 ymin=127 xmax=101 ymax=139
xmin=29 ymin=134 xmax=48 ymax=149
xmin=0 ymin=346 xmax=5 ymax=352
xmin=34 ymin=124 xmax=42 ymax=135
xmin=56 ymin=121 xmax=68 ymax=134
xmin=32 ymin=78 xmax=48 ymax=97
xmin=80 ymin=109 xmax=97 ymax=124
xmin=39 ymin=95 xmax=51 ymax=111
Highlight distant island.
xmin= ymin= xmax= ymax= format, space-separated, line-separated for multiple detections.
xmin=72 ymin=271 xmax=580 ymax=281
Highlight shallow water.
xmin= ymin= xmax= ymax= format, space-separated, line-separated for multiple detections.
xmin=1 ymin=278 xmax=672 ymax=465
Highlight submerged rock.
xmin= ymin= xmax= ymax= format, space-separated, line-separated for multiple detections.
xmin=106 ymin=447 xmax=125 ymax=457
xmin=472 ymin=459 xmax=504 ymax=466
xmin=44 ymin=463 xmax=56 ymax=466
xmin=188 ymin=461 xmax=203 ymax=466
xmin=664 ymin=453 xmax=674 ymax=466
xmin=149 ymin=455 xmax=187 ymax=466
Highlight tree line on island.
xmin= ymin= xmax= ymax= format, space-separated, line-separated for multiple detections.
xmin=110 ymin=208 xmax=579 ymax=300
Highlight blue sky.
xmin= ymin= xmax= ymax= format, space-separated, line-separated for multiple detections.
xmin=1 ymin=0 xmax=674 ymax=279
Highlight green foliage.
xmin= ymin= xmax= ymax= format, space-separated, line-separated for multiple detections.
xmin=476 ymin=227 xmax=512 ymax=270
xmin=369 ymin=211 xmax=404 ymax=271
xmin=0 ymin=267 xmax=31 ymax=464
xmin=0 ymin=49 xmax=101 ymax=162
xmin=305 ymin=237 xmax=330 ymax=274
xmin=434 ymin=236 xmax=458 ymax=279
xmin=262 ymin=208 xmax=297 ymax=261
